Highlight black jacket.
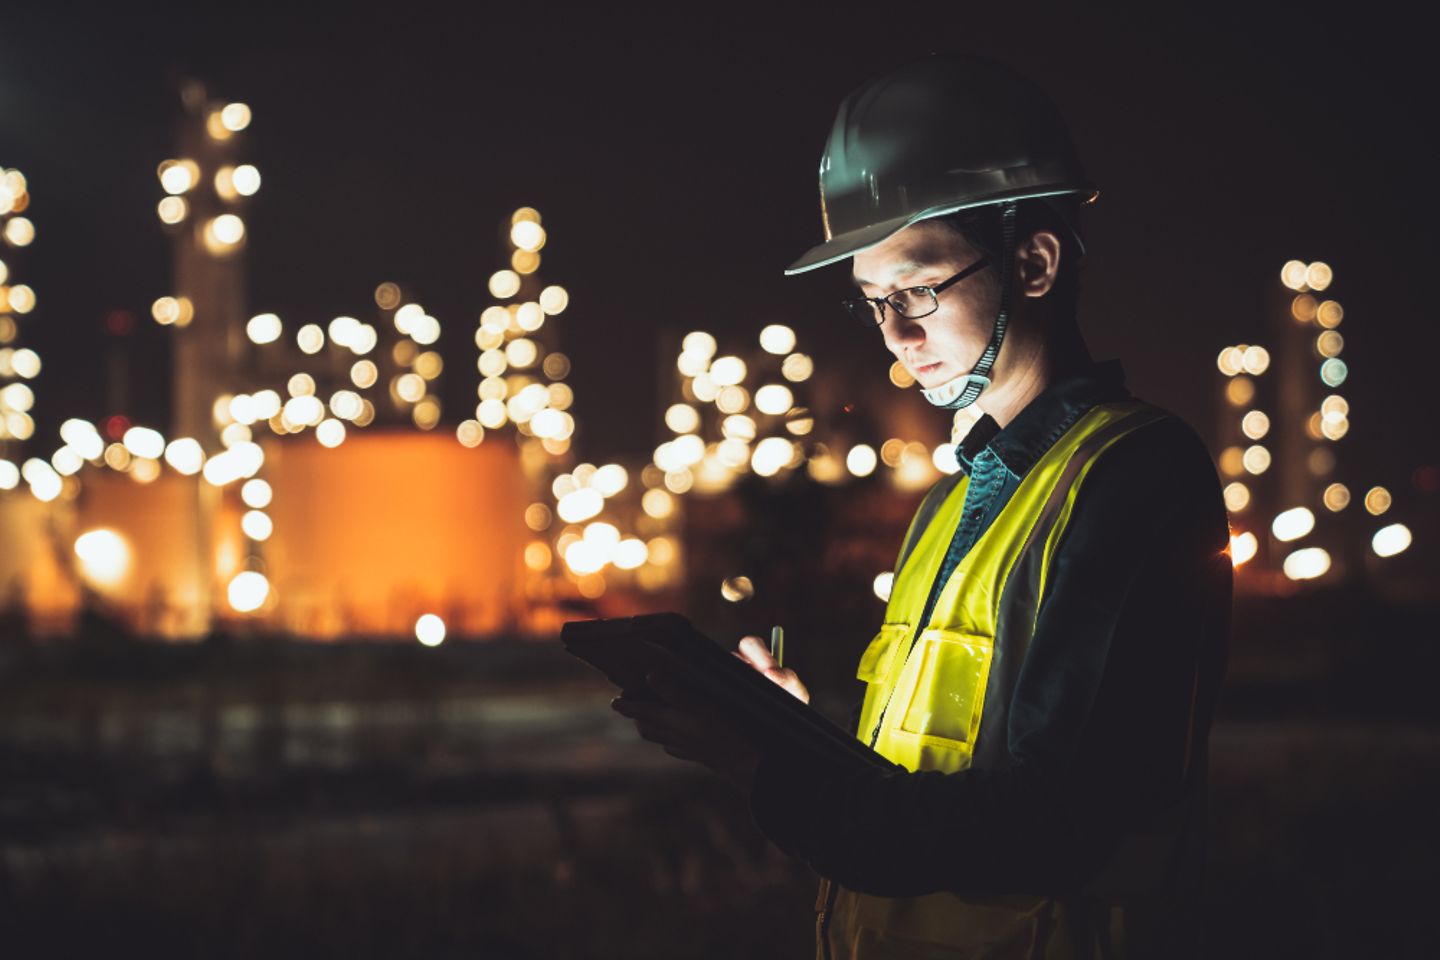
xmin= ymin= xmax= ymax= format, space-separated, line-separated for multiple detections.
xmin=747 ymin=359 xmax=1233 ymax=906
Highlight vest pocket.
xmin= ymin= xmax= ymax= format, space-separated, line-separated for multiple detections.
xmin=896 ymin=628 xmax=994 ymax=745
xmin=855 ymin=622 xmax=910 ymax=683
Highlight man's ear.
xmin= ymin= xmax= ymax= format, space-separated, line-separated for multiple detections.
xmin=1017 ymin=229 xmax=1062 ymax=298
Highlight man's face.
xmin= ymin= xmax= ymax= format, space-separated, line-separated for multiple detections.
xmin=850 ymin=219 xmax=1001 ymax=391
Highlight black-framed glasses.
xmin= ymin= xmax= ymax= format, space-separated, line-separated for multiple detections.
xmin=841 ymin=255 xmax=992 ymax=327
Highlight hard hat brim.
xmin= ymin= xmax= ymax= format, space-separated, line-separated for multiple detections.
xmin=783 ymin=212 xmax=916 ymax=276
xmin=783 ymin=186 xmax=1097 ymax=276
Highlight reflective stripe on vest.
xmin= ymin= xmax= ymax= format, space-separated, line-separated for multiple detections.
xmin=815 ymin=399 xmax=1171 ymax=960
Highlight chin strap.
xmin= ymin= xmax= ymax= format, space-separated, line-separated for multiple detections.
xmin=920 ymin=201 xmax=1018 ymax=410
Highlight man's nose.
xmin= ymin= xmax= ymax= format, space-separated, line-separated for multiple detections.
xmin=881 ymin=311 xmax=925 ymax=350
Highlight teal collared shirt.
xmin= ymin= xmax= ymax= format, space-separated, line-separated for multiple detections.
xmin=907 ymin=358 xmax=1133 ymax=656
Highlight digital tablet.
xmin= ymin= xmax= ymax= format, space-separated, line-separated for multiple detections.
xmin=561 ymin=612 xmax=899 ymax=771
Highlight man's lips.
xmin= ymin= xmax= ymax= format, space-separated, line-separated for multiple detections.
xmin=913 ymin=360 xmax=942 ymax=376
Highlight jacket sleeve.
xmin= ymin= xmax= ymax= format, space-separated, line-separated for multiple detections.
xmin=747 ymin=416 xmax=1232 ymax=899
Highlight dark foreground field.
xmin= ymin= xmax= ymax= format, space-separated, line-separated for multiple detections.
xmin=1 ymin=591 xmax=1436 ymax=958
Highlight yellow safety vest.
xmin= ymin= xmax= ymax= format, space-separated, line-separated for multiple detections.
xmin=815 ymin=399 xmax=1181 ymax=960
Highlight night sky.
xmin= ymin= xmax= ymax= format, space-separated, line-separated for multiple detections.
xmin=3 ymin=3 xmax=1435 ymax=487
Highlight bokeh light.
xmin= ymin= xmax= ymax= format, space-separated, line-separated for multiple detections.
xmin=1223 ymin=482 xmax=1250 ymax=513
xmin=227 ymin=571 xmax=270 ymax=613
xmin=1242 ymin=445 xmax=1271 ymax=475
xmin=847 ymin=444 xmax=877 ymax=477
xmin=1230 ymin=531 xmax=1258 ymax=566
xmin=1282 ymin=547 xmax=1331 ymax=581
xmin=1372 ymin=524 xmax=1412 ymax=558
xmin=1272 ymin=507 xmax=1315 ymax=542
xmin=873 ymin=572 xmax=894 ymax=601
xmin=74 ymin=529 xmax=130 ymax=588
xmin=1322 ymin=483 xmax=1350 ymax=512
xmin=416 ymin=614 xmax=446 ymax=647
xmin=721 ymin=576 xmax=755 ymax=603
xmin=759 ymin=324 xmax=797 ymax=355
xmin=1363 ymin=486 xmax=1392 ymax=516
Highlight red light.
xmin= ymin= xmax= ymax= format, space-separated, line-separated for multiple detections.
xmin=104 ymin=415 xmax=131 ymax=440
xmin=104 ymin=310 xmax=135 ymax=336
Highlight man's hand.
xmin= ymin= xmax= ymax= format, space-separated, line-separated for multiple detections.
xmin=611 ymin=665 xmax=762 ymax=792
xmin=610 ymin=636 xmax=812 ymax=791
xmin=733 ymin=635 xmax=811 ymax=703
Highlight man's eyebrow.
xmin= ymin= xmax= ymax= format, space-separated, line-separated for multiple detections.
xmin=850 ymin=260 xmax=932 ymax=289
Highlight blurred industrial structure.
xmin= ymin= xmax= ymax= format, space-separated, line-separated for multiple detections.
xmin=1215 ymin=260 xmax=1416 ymax=595
xmin=1 ymin=77 xmax=1427 ymax=646
xmin=0 ymin=81 xmax=656 ymax=640
xmin=0 ymin=79 xmax=966 ymax=644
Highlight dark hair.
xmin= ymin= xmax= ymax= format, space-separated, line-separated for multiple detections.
xmin=932 ymin=198 xmax=1085 ymax=321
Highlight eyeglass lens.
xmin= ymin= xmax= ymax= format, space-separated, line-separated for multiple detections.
xmin=844 ymin=287 xmax=937 ymax=325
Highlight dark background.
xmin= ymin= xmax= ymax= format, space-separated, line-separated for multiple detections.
xmin=2 ymin=3 xmax=1436 ymax=475
xmin=2 ymin=4 xmax=1439 ymax=958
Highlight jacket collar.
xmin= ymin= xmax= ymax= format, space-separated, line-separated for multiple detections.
xmin=956 ymin=358 xmax=1132 ymax=478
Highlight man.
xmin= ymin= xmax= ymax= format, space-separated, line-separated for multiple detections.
xmin=613 ymin=53 xmax=1232 ymax=958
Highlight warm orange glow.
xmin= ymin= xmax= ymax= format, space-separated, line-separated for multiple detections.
xmin=1280 ymin=260 xmax=1308 ymax=291
xmin=721 ymin=576 xmax=755 ymax=602
xmin=1216 ymin=347 xmax=1244 ymax=377
xmin=1229 ymin=531 xmax=1258 ymax=566
xmin=1316 ymin=300 xmax=1343 ymax=329
xmin=1225 ymin=377 xmax=1255 ymax=407
xmin=524 ymin=541 xmax=552 ymax=572
xmin=74 ymin=529 xmax=131 ymax=588
xmin=1291 ymin=294 xmax=1318 ymax=323
xmin=1323 ymin=483 xmax=1350 ymax=512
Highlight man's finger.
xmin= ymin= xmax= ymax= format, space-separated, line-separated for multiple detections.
xmin=737 ymin=635 xmax=776 ymax=671
xmin=763 ymin=666 xmax=811 ymax=703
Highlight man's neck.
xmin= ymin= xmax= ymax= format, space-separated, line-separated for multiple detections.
xmin=979 ymin=331 xmax=1093 ymax=429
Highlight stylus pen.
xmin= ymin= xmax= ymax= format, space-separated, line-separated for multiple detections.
xmin=769 ymin=625 xmax=784 ymax=669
